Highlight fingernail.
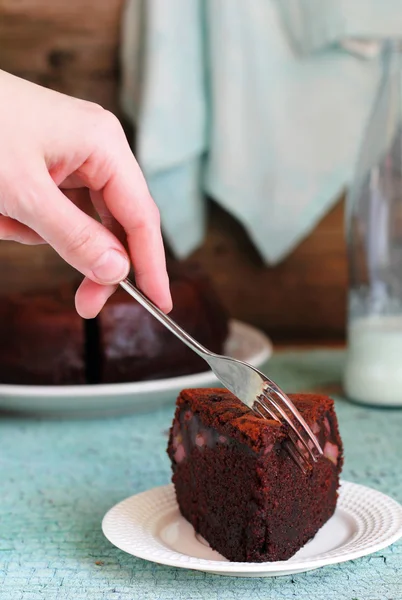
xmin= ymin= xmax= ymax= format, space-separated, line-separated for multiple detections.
xmin=92 ymin=249 xmax=129 ymax=283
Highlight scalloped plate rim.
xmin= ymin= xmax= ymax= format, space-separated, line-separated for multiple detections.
xmin=102 ymin=481 xmax=402 ymax=577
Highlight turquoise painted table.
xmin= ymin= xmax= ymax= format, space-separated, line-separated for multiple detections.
xmin=1 ymin=349 xmax=401 ymax=600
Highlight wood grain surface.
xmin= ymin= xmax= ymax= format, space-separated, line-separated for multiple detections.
xmin=0 ymin=0 xmax=125 ymax=112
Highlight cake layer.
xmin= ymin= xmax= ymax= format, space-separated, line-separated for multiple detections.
xmin=167 ymin=389 xmax=343 ymax=562
xmin=0 ymin=286 xmax=85 ymax=385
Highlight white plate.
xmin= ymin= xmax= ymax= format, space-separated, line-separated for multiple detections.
xmin=0 ymin=320 xmax=272 ymax=417
xmin=102 ymin=481 xmax=402 ymax=577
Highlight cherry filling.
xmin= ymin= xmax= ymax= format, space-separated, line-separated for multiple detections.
xmin=296 ymin=415 xmax=340 ymax=465
xmin=171 ymin=407 xmax=229 ymax=464
xmin=172 ymin=407 xmax=340 ymax=466
xmin=323 ymin=442 xmax=339 ymax=464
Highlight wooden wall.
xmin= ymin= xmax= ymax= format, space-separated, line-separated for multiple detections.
xmin=0 ymin=0 xmax=124 ymax=113
xmin=0 ymin=0 xmax=348 ymax=342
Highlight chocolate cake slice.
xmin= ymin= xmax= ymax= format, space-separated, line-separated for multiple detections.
xmin=167 ymin=389 xmax=343 ymax=562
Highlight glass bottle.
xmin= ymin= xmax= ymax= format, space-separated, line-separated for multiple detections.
xmin=344 ymin=41 xmax=402 ymax=406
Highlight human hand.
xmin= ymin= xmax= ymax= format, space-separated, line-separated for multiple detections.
xmin=0 ymin=70 xmax=172 ymax=318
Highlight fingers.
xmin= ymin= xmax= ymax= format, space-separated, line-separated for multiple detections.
xmin=89 ymin=188 xmax=126 ymax=247
xmin=76 ymin=112 xmax=172 ymax=313
xmin=13 ymin=174 xmax=130 ymax=286
xmin=75 ymin=277 xmax=117 ymax=319
xmin=0 ymin=76 xmax=170 ymax=318
xmin=62 ymin=187 xmax=95 ymax=216
xmin=73 ymin=189 xmax=126 ymax=316
xmin=0 ymin=215 xmax=45 ymax=245
xmin=49 ymin=187 xmax=124 ymax=318
xmin=105 ymin=174 xmax=172 ymax=313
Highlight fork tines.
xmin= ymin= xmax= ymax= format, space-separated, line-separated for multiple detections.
xmin=253 ymin=381 xmax=323 ymax=473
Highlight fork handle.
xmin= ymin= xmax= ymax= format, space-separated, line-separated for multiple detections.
xmin=119 ymin=278 xmax=212 ymax=359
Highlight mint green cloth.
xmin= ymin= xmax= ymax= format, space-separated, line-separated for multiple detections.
xmin=279 ymin=0 xmax=402 ymax=54
xmin=0 ymin=349 xmax=401 ymax=599
xmin=121 ymin=1 xmax=402 ymax=264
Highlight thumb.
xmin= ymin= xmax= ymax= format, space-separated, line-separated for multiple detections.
xmin=15 ymin=176 xmax=130 ymax=285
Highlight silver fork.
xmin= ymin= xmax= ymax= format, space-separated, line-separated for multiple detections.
xmin=120 ymin=278 xmax=323 ymax=472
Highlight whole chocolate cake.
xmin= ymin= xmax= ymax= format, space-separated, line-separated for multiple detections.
xmin=167 ymin=388 xmax=343 ymax=562
xmin=98 ymin=265 xmax=228 ymax=383
xmin=0 ymin=265 xmax=228 ymax=385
